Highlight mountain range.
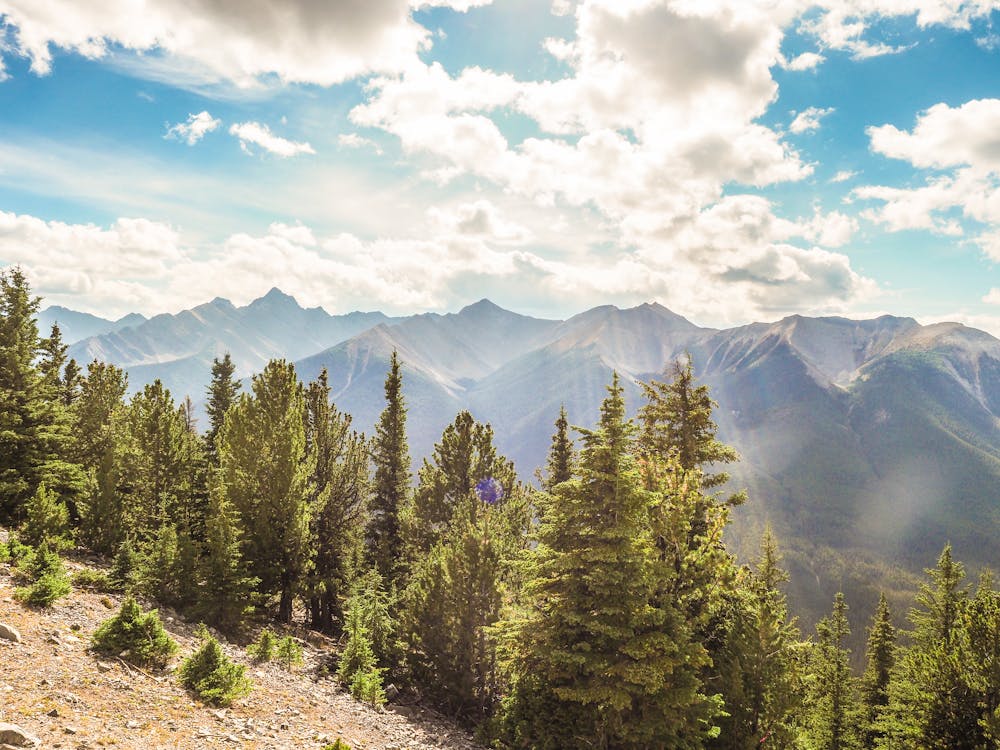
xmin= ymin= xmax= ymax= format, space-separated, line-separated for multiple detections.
xmin=46 ymin=291 xmax=1000 ymax=636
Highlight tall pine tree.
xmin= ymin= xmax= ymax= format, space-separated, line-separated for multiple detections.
xmin=804 ymin=592 xmax=861 ymax=750
xmin=541 ymin=404 xmax=573 ymax=491
xmin=860 ymin=593 xmax=895 ymax=748
xmin=366 ymin=351 xmax=410 ymax=584
xmin=205 ymin=353 xmax=240 ymax=465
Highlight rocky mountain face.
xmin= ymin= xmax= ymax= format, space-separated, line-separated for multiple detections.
xmin=56 ymin=291 xmax=1000 ymax=632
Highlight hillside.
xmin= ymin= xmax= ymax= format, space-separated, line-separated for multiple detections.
xmin=0 ymin=539 xmax=482 ymax=750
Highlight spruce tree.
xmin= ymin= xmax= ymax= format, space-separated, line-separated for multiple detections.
xmin=506 ymin=374 xmax=716 ymax=748
xmin=860 ymin=593 xmax=895 ymax=748
xmin=542 ymin=404 xmax=573 ymax=491
xmin=804 ymin=593 xmax=861 ymax=750
xmin=198 ymin=485 xmax=257 ymax=633
xmin=216 ymin=359 xmax=313 ymax=623
xmin=20 ymin=482 xmax=71 ymax=550
xmin=637 ymin=356 xmax=741 ymax=501
xmin=205 ymin=353 xmax=240 ymax=464
xmin=366 ymin=351 xmax=410 ymax=584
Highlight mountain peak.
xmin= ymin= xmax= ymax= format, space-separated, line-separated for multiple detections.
xmin=458 ymin=298 xmax=509 ymax=317
xmin=248 ymin=287 xmax=299 ymax=308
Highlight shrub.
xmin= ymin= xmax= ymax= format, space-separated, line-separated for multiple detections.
xmin=337 ymin=600 xmax=386 ymax=706
xmin=71 ymin=568 xmax=114 ymax=592
xmin=21 ymin=542 xmax=62 ymax=580
xmin=178 ymin=625 xmax=251 ymax=707
xmin=246 ymin=628 xmax=277 ymax=662
xmin=16 ymin=571 xmax=71 ymax=607
xmin=6 ymin=533 xmax=33 ymax=564
xmin=0 ymin=542 xmax=9 ymax=565
xmin=275 ymin=635 xmax=304 ymax=671
xmin=91 ymin=596 xmax=178 ymax=669
xmin=322 ymin=741 xmax=351 ymax=750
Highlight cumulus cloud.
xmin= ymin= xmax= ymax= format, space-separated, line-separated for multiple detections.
xmin=338 ymin=133 xmax=384 ymax=155
xmin=983 ymin=288 xmax=1000 ymax=305
xmin=830 ymin=169 xmax=857 ymax=183
xmin=784 ymin=50 xmax=825 ymax=70
xmin=229 ymin=121 xmax=315 ymax=157
xmin=789 ymin=106 xmax=834 ymax=134
xmin=164 ymin=111 xmax=221 ymax=145
xmin=0 ymin=0 xmax=429 ymax=87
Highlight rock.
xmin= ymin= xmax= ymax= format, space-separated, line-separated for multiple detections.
xmin=63 ymin=727 xmax=78 ymax=735
xmin=95 ymin=661 xmax=113 ymax=673
xmin=385 ymin=683 xmax=401 ymax=702
xmin=0 ymin=723 xmax=40 ymax=747
xmin=0 ymin=623 xmax=21 ymax=643
xmin=47 ymin=707 xmax=60 ymax=717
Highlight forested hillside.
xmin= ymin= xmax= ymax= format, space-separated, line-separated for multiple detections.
xmin=5 ymin=267 xmax=1000 ymax=748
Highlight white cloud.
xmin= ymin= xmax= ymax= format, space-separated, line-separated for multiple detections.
xmin=789 ymin=106 xmax=833 ymax=134
xmin=868 ymin=99 xmax=1000 ymax=172
xmin=164 ymin=111 xmax=221 ymax=145
xmin=830 ymin=169 xmax=857 ymax=183
xmin=0 ymin=0 xmax=429 ymax=87
xmin=338 ymin=133 xmax=384 ymax=155
xmin=410 ymin=0 xmax=493 ymax=9
xmin=229 ymin=121 xmax=315 ymax=157
xmin=784 ymin=50 xmax=824 ymax=70
xmin=983 ymin=288 xmax=1000 ymax=305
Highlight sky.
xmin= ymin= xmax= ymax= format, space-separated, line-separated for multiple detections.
xmin=2 ymin=1 xmax=1000 ymax=332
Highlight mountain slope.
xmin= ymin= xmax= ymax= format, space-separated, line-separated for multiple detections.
xmin=38 ymin=306 xmax=147 ymax=345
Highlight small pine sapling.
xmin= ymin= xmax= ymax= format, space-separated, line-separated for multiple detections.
xmin=91 ymin=596 xmax=178 ymax=669
xmin=178 ymin=624 xmax=252 ymax=706
xmin=246 ymin=628 xmax=277 ymax=662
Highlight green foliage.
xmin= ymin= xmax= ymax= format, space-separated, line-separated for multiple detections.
xmin=305 ymin=369 xmax=369 ymax=635
xmin=109 ymin=540 xmax=140 ymax=592
xmin=366 ymin=350 xmax=410 ymax=585
xmin=247 ymin=628 xmax=277 ymax=662
xmin=16 ymin=545 xmax=72 ymax=608
xmin=860 ymin=593 xmax=896 ymax=747
xmin=504 ymin=374 xmax=720 ymax=747
xmin=178 ymin=624 xmax=252 ymax=706
xmin=205 ymin=353 xmax=240 ymax=465
xmin=6 ymin=532 xmax=32 ymax=564
xmin=19 ymin=482 xmax=71 ymax=550
xmin=541 ymin=404 xmax=573 ymax=491
xmin=0 ymin=541 xmax=8 ymax=565
xmin=275 ymin=635 xmax=304 ymax=670
xmin=803 ymin=593 xmax=861 ymax=750
xmin=216 ymin=359 xmax=313 ymax=623
xmin=197 ymin=486 xmax=257 ymax=632
xmin=91 ymin=596 xmax=178 ymax=668
xmin=338 ymin=595 xmax=386 ymax=706
xmin=16 ymin=570 xmax=71 ymax=607
xmin=321 ymin=741 xmax=351 ymax=750
xmin=70 ymin=568 xmax=114 ymax=592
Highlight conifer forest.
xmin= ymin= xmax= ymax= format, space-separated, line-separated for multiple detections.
xmin=4 ymin=263 xmax=1000 ymax=749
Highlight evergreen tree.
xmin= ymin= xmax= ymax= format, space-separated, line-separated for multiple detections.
xmin=61 ymin=357 xmax=82 ymax=407
xmin=541 ymin=404 xmax=573 ymax=491
xmin=406 ymin=410 xmax=518 ymax=556
xmin=505 ymin=374 xmax=716 ymax=748
xmin=73 ymin=361 xmax=129 ymax=554
xmin=709 ymin=530 xmax=802 ymax=749
xmin=804 ymin=593 xmax=861 ymax=750
xmin=879 ymin=545 xmax=982 ymax=748
xmin=216 ymin=359 xmax=313 ymax=623
xmin=366 ymin=351 xmax=410 ymax=584
xmin=205 ymin=353 xmax=240 ymax=464
xmin=305 ymin=369 xmax=369 ymax=634
xmin=198 ymin=485 xmax=257 ymax=632
xmin=637 ymin=356 xmax=741 ymax=501
xmin=860 ymin=593 xmax=895 ymax=748
xmin=19 ymin=482 xmax=71 ymax=551
xmin=0 ymin=268 xmax=84 ymax=522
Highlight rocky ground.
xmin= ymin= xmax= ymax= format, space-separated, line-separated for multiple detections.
xmin=0 ymin=546 xmax=484 ymax=750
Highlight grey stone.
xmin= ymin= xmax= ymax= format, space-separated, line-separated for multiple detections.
xmin=0 ymin=623 xmax=21 ymax=643
xmin=0 ymin=723 xmax=40 ymax=747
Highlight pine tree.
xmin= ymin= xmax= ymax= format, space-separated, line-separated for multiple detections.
xmin=305 ymin=369 xmax=369 ymax=634
xmin=205 ymin=353 xmax=240 ymax=465
xmin=73 ymin=360 xmax=129 ymax=554
xmin=541 ymin=404 xmax=573 ymax=491
xmin=860 ymin=593 xmax=895 ymax=748
xmin=805 ymin=592 xmax=861 ymax=750
xmin=505 ymin=374 xmax=716 ymax=748
xmin=366 ymin=351 xmax=410 ymax=584
xmin=406 ymin=410 xmax=518 ymax=556
xmin=216 ymin=359 xmax=313 ymax=623
xmin=197 ymin=485 xmax=257 ymax=633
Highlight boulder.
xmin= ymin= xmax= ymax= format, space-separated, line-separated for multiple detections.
xmin=0 ymin=723 xmax=40 ymax=747
xmin=0 ymin=623 xmax=21 ymax=643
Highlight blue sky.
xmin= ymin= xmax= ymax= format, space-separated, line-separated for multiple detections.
xmin=2 ymin=1 xmax=1000 ymax=333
